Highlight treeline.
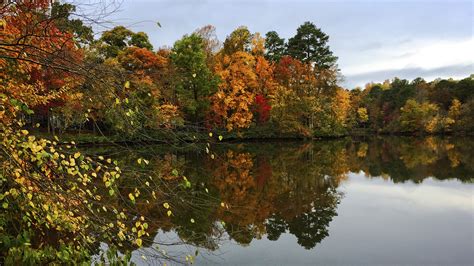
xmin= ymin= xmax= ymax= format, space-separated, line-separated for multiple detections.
xmin=351 ymin=77 xmax=474 ymax=134
xmin=5 ymin=2 xmax=474 ymax=139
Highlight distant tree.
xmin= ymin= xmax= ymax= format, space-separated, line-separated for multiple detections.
xmin=357 ymin=107 xmax=369 ymax=125
xmin=457 ymin=98 xmax=474 ymax=131
xmin=399 ymin=99 xmax=439 ymax=133
xmin=448 ymin=99 xmax=462 ymax=121
xmin=453 ymin=77 xmax=474 ymax=102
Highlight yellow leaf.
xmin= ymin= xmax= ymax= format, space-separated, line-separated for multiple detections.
xmin=74 ymin=152 xmax=81 ymax=159
xmin=0 ymin=19 xmax=7 ymax=28
xmin=118 ymin=230 xmax=125 ymax=240
xmin=128 ymin=193 xmax=135 ymax=201
xmin=136 ymin=238 xmax=142 ymax=247
xmin=124 ymin=81 xmax=131 ymax=88
xmin=163 ymin=202 xmax=170 ymax=209
xmin=167 ymin=210 xmax=172 ymax=217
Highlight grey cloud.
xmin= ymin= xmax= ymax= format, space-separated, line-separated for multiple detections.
xmin=343 ymin=64 xmax=474 ymax=88
xmin=96 ymin=0 xmax=472 ymax=87
xmin=358 ymin=42 xmax=384 ymax=51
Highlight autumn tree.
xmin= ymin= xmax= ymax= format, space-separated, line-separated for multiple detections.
xmin=448 ymin=99 xmax=461 ymax=121
xmin=195 ymin=25 xmax=220 ymax=67
xmin=0 ymin=1 xmax=154 ymax=263
xmin=222 ymin=26 xmax=252 ymax=54
xmin=271 ymin=56 xmax=316 ymax=136
xmin=456 ymin=98 xmax=474 ymax=132
xmin=210 ymin=28 xmax=276 ymax=131
xmin=399 ymin=99 xmax=440 ymax=133
xmin=357 ymin=107 xmax=369 ymax=126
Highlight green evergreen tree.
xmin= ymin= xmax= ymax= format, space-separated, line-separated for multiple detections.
xmin=287 ymin=21 xmax=337 ymax=68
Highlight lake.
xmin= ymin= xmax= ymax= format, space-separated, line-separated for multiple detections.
xmin=87 ymin=136 xmax=473 ymax=265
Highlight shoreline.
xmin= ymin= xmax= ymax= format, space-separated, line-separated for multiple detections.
xmin=30 ymin=129 xmax=474 ymax=147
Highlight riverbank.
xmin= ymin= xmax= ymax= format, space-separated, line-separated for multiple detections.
xmin=30 ymin=126 xmax=474 ymax=146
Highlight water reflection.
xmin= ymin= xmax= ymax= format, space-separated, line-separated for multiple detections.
xmin=87 ymin=136 xmax=473 ymax=262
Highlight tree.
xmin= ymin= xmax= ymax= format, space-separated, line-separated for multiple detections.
xmin=457 ymin=98 xmax=474 ymax=131
xmin=170 ymin=33 xmax=217 ymax=123
xmin=129 ymin=32 xmax=153 ymax=50
xmin=50 ymin=2 xmax=94 ymax=46
xmin=0 ymin=2 xmax=150 ymax=263
xmin=98 ymin=26 xmax=153 ymax=58
xmin=357 ymin=107 xmax=369 ymax=125
xmin=210 ymin=28 xmax=276 ymax=131
xmin=447 ymin=98 xmax=461 ymax=129
xmin=0 ymin=0 xmax=85 ymax=134
xmin=271 ymin=55 xmax=342 ymax=136
xmin=211 ymin=51 xmax=259 ymax=131
xmin=264 ymin=31 xmax=286 ymax=62
xmin=222 ymin=26 xmax=252 ymax=55
xmin=399 ymin=99 xmax=440 ymax=133
xmin=195 ymin=25 xmax=221 ymax=67
xmin=287 ymin=21 xmax=337 ymax=68
xmin=331 ymin=88 xmax=351 ymax=131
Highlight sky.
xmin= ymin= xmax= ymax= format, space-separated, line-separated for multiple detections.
xmin=88 ymin=0 xmax=473 ymax=88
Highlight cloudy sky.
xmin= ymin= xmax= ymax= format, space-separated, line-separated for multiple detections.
xmin=95 ymin=0 xmax=472 ymax=88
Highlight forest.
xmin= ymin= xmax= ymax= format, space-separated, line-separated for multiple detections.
xmin=2 ymin=1 xmax=473 ymax=141
xmin=0 ymin=1 xmax=473 ymax=264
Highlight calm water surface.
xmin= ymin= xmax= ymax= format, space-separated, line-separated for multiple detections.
xmin=89 ymin=137 xmax=473 ymax=265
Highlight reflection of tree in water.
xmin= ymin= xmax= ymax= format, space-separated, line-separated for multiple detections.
xmin=288 ymin=199 xmax=338 ymax=249
xmin=266 ymin=186 xmax=340 ymax=249
xmin=79 ymin=136 xmax=473 ymax=261
xmin=205 ymin=142 xmax=344 ymax=249
xmin=350 ymin=136 xmax=474 ymax=183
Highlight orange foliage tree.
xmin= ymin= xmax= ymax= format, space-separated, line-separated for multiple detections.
xmin=210 ymin=28 xmax=276 ymax=131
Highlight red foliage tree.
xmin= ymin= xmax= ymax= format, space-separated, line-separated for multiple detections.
xmin=253 ymin=94 xmax=271 ymax=124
